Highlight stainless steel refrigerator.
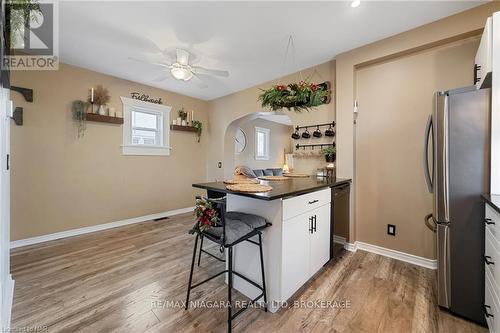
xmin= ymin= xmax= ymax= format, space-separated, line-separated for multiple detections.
xmin=424 ymin=86 xmax=490 ymax=324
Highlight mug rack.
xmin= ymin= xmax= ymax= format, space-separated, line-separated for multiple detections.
xmin=295 ymin=121 xmax=335 ymax=130
xmin=295 ymin=142 xmax=336 ymax=150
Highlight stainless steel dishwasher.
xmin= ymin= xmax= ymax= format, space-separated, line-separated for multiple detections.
xmin=330 ymin=183 xmax=350 ymax=260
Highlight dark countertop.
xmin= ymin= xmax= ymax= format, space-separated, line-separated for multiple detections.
xmin=193 ymin=177 xmax=351 ymax=201
xmin=482 ymin=193 xmax=500 ymax=214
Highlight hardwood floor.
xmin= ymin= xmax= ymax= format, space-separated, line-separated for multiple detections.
xmin=11 ymin=212 xmax=487 ymax=333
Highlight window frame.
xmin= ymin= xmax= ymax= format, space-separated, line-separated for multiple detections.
xmin=254 ymin=126 xmax=270 ymax=161
xmin=121 ymin=97 xmax=171 ymax=156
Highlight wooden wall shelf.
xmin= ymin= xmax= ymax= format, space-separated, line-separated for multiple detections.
xmin=170 ymin=125 xmax=197 ymax=132
xmin=86 ymin=113 xmax=124 ymax=124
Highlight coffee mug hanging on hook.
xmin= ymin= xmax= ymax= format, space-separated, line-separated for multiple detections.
xmin=291 ymin=126 xmax=301 ymax=140
xmin=325 ymin=123 xmax=335 ymax=137
xmin=302 ymin=128 xmax=311 ymax=139
xmin=313 ymin=126 xmax=322 ymax=138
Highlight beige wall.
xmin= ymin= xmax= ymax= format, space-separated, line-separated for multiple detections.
xmin=11 ymin=63 xmax=209 ymax=240
xmin=336 ymin=2 xmax=500 ymax=250
xmin=207 ymin=60 xmax=336 ymax=180
xmin=355 ymin=38 xmax=479 ymax=259
xmin=234 ymin=118 xmax=292 ymax=170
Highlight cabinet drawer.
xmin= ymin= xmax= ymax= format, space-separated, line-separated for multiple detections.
xmin=485 ymin=228 xmax=500 ymax=292
xmin=486 ymin=204 xmax=500 ymax=244
xmin=485 ymin=269 xmax=499 ymax=332
xmin=283 ymin=188 xmax=331 ymax=220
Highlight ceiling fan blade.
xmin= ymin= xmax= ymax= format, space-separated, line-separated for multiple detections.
xmin=192 ymin=66 xmax=229 ymax=77
xmin=176 ymin=49 xmax=190 ymax=65
xmin=152 ymin=73 xmax=172 ymax=82
xmin=191 ymin=74 xmax=208 ymax=89
xmin=128 ymin=57 xmax=171 ymax=68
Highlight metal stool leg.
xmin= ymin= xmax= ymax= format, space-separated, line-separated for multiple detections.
xmin=258 ymin=233 xmax=268 ymax=312
xmin=227 ymin=246 xmax=233 ymax=333
xmin=185 ymin=234 xmax=199 ymax=310
xmin=198 ymin=235 xmax=204 ymax=266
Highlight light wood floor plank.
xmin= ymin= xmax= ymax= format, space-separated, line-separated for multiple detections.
xmin=11 ymin=212 xmax=487 ymax=333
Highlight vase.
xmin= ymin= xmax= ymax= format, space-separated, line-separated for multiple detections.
xmin=98 ymin=105 xmax=106 ymax=115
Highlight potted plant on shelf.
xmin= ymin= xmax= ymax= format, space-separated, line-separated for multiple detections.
xmin=258 ymin=80 xmax=329 ymax=112
xmin=192 ymin=120 xmax=203 ymax=142
xmin=91 ymin=85 xmax=110 ymax=115
xmin=320 ymin=146 xmax=336 ymax=163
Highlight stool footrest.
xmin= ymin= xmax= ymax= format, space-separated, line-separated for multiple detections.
xmin=190 ymin=270 xmax=226 ymax=289
xmin=232 ymin=271 xmax=264 ymax=291
xmin=201 ymin=249 xmax=225 ymax=262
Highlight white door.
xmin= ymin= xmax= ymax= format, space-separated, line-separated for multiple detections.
xmin=309 ymin=204 xmax=331 ymax=275
xmin=0 ymin=85 xmax=12 ymax=329
xmin=282 ymin=212 xmax=310 ymax=300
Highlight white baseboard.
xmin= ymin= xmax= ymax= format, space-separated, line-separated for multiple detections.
xmin=344 ymin=241 xmax=437 ymax=270
xmin=333 ymin=235 xmax=346 ymax=245
xmin=1 ymin=274 xmax=14 ymax=330
xmin=10 ymin=207 xmax=194 ymax=249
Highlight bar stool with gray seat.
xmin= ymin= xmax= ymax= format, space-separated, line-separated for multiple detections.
xmin=185 ymin=196 xmax=270 ymax=333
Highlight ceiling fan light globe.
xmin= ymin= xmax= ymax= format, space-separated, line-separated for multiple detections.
xmin=170 ymin=65 xmax=192 ymax=81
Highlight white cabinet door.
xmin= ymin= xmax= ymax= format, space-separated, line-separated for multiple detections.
xmin=475 ymin=16 xmax=492 ymax=89
xmin=309 ymin=204 xmax=331 ymax=275
xmin=282 ymin=212 xmax=310 ymax=301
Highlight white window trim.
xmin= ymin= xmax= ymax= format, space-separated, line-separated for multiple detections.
xmin=121 ymin=97 xmax=172 ymax=156
xmin=255 ymin=126 xmax=270 ymax=161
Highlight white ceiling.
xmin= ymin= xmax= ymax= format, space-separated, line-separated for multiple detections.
xmin=59 ymin=1 xmax=484 ymax=100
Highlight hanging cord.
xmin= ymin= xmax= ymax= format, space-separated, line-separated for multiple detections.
xmin=282 ymin=35 xmax=304 ymax=82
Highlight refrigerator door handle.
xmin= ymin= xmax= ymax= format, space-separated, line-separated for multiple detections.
xmin=424 ymin=115 xmax=434 ymax=193
xmin=434 ymin=92 xmax=450 ymax=223
xmin=425 ymin=213 xmax=437 ymax=232
xmin=437 ymin=224 xmax=451 ymax=308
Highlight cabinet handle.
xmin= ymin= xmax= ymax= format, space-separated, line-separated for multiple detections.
xmin=474 ymin=64 xmax=481 ymax=84
xmin=308 ymin=200 xmax=319 ymax=204
xmin=313 ymin=215 xmax=317 ymax=232
xmin=485 ymin=218 xmax=496 ymax=225
xmin=309 ymin=216 xmax=314 ymax=234
xmin=485 ymin=255 xmax=495 ymax=265
xmin=484 ymin=304 xmax=494 ymax=318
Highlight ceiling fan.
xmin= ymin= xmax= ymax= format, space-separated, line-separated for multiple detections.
xmin=130 ymin=48 xmax=229 ymax=88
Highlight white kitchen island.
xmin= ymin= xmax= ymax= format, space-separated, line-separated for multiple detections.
xmin=193 ymin=177 xmax=351 ymax=313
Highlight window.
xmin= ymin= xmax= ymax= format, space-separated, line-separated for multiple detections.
xmin=121 ymin=97 xmax=171 ymax=156
xmin=255 ymin=126 xmax=270 ymax=160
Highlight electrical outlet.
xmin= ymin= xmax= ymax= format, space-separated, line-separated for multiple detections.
xmin=387 ymin=224 xmax=396 ymax=236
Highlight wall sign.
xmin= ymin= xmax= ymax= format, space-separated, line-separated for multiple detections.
xmin=131 ymin=92 xmax=163 ymax=104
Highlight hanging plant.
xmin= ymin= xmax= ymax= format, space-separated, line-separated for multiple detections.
xmin=258 ymin=80 xmax=329 ymax=112
xmin=192 ymin=120 xmax=203 ymax=142
xmin=6 ymin=0 xmax=41 ymax=49
xmin=72 ymin=100 xmax=87 ymax=138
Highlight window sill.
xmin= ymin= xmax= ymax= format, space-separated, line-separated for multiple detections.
xmin=255 ymin=156 xmax=270 ymax=161
xmin=122 ymin=145 xmax=172 ymax=156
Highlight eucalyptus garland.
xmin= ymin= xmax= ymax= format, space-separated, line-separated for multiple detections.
xmin=258 ymin=81 xmax=328 ymax=112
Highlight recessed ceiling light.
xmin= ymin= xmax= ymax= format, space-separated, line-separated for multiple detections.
xmin=351 ymin=0 xmax=361 ymax=8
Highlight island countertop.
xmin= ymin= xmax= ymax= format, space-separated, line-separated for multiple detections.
xmin=482 ymin=193 xmax=500 ymax=214
xmin=193 ymin=176 xmax=351 ymax=201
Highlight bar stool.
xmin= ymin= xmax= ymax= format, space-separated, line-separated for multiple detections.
xmin=185 ymin=197 xmax=270 ymax=333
